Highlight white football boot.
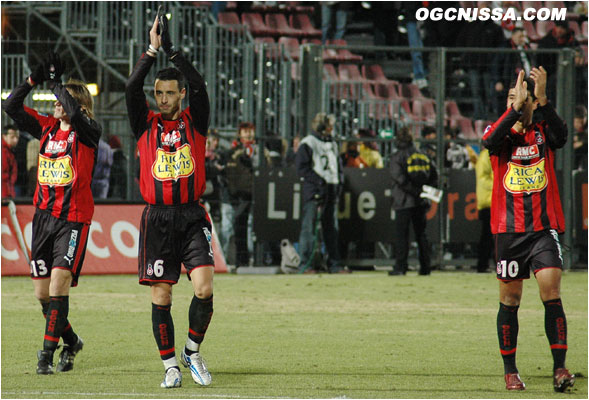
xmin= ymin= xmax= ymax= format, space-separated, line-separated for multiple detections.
xmin=160 ymin=367 xmax=182 ymax=388
xmin=180 ymin=349 xmax=212 ymax=386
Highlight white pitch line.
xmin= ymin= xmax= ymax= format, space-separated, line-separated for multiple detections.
xmin=2 ymin=391 xmax=297 ymax=399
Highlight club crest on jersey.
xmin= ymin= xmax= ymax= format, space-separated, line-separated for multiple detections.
xmin=536 ymin=133 xmax=544 ymax=144
xmin=37 ymin=154 xmax=75 ymax=186
xmin=46 ymin=140 xmax=68 ymax=154
xmin=512 ymin=144 xmax=539 ymax=160
xmin=67 ymin=131 xmax=75 ymax=143
xmin=152 ymin=143 xmax=195 ymax=181
xmin=503 ymin=158 xmax=548 ymax=194
xmin=161 ymin=130 xmax=182 ymax=146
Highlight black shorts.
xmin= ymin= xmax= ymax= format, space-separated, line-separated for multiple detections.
xmin=30 ymin=210 xmax=90 ymax=287
xmin=138 ymin=202 xmax=214 ymax=286
xmin=494 ymin=229 xmax=563 ymax=281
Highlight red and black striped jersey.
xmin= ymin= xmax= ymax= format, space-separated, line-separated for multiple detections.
xmin=125 ymin=53 xmax=210 ymax=205
xmin=482 ymin=103 xmax=567 ymax=234
xmin=2 ymin=80 xmax=101 ymax=224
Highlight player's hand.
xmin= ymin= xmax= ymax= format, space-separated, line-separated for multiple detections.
xmin=530 ymin=66 xmax=547 ymax=106
xmin=45 ymin=51 xmax=65 ymax=83
xmin=29 ymin=63 xmax=46 ymax=86
xmin=512 ymin=70 xmax=527 ymax=112
xmin=159 ymin=13 xmax=177 ymax=57
xmin=149 ymin=16 xmax=161 ymax=52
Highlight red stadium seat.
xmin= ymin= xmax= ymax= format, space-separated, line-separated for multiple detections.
xmin=291 ymin=62 xmax=300 ymax=80
xmin=458 ymin=118 xmax=477 ymax=139
xmin=265 ymin=13 xmax=305 ymax=38
xmin=278 ymin=37 xmax=300 ymax=60
xmin=544 ymin=1 xmax=566 ymax=9
xmin=445 ymin=100 xmax=464 ymax=121
xmin=522 ymin=1 xmax=542 ymax=11
xmin=374 ymin=82 xmax=401 ymax=100
xmin=523 ymin=20 xmax=541 ymax=42
xmin=337 ymin=64 xmax=363 ymax=81
xmin=327 ymin=39 xmax=362 ymax=63
xmin=241 ymin=13 xmax=275 ymax=37
xmin=412 ymin=99 xmax=436 ymax=123
xmin=583 ymin=21 xmax=588 ymax=41
xmin=535 ymin=20 xmax=555 ymax=38
xmin=303 ymin=38 xmax=339 ymax=62
xmin=568 ymin=21 xmax=587 ymax=43
xmin=582 ymin=45 xmax=588 ymax=65
xmin=218 ymin=11 xmax=240 ymax=26
xmin=474 ymin=120 xmax=493 ymax=138
xmin=361 ymin=64 xmax=388 ymax=83
xmin=400 ymin=83 xmax=427 ymax=100
xmin=323 ymin=63 xmax=338 ymax=80
xmin=289 ymin=14 xmax=321 ymax=38
xmin=254 ymin=37 xmax=279 ymax=59
xmin=362 ymin=83 xmax=380 ymax=100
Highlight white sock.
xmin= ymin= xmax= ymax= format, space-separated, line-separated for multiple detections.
xmin=163 ymin=356 xmax=179 ymax=371
xmin=185 ymin=337 xmax=200 ymax=353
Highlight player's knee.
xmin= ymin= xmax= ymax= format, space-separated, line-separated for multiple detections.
xmin=194 ymin=283 xmax=213 ymax=299
xmin=540 ymin=287 xmax=561 ymax=302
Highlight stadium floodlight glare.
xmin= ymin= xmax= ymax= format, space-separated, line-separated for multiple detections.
xmin=86 ymin=83 xmax=99 ymax=96
xmin=1 ymin=91 xmax=10 ymax=100
xmin=32 ymin=92 xmax=57 ymax=101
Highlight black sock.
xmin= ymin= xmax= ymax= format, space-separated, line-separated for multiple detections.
xmin=185 ymin=295 xmax=213 ymax=355
xmin=497 ymin=303 xmax=519 ymax=374
xmin=43 ymin=296 xmax=69 ymax=353
xmin=42 ymin=301 xmax=78 ymax=347
xmin=152 ymin=303 xmax=175 ymax=362
xmin=543 ymin=298 xmax=567 ymax=371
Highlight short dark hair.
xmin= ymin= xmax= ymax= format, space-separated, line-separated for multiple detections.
xmin=3 ymin=124 xmax=18 ymax=134
xmin=155 ymin=67 xmax=185 ymax=90
xmin=395 ymin=126 xmax=413 ymax=145
xmin=512 ymin=27 xmax=524 ymax=35
xmin=509 ymin=75 xmax=536 ymax=99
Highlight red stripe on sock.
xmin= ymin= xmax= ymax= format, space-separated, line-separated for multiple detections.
xmin=189 ymin=328 xmax=204 ymax=337
xmin=159 ymin=348 xmax=175 ymax=356
xmin=44 ymin=334 xmax=60 ymax=343
xmin=550 ymin=344 xmax=568 ymax=350
xmin=63 ymin=323 xmax=71 ymax=332
xmin=500 ymin=348 xmax=517 ymax=355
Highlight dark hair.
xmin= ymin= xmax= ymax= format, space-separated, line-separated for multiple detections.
xmin=512 ymin=27 xmax=524 ymax=34
xmin=509 ymin=75 xmax=536 ymax=99
xmin=575 ymin=105 xmax=587 ymax=119
xmin=395 ymin=126 xmax=413 ymax=146
xmin=421 ymin=125 xmax=436 ymax=138
xmin=3 ymin=124 xmax=18 ymax=134
xmin=155 ymin=67 xmax=185 ymax=90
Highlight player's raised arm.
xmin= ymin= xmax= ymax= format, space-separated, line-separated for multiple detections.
xmin=159 ymin=13 xmax=210 ymax=136
xmin=125 ymin=16 xmax=158 ymax=138
xmin=530 ymin=66 xmax=567 ymax=149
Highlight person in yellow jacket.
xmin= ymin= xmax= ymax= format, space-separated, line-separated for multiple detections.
xmin=357 ymin=128 xmax=384 ymax=168
xmin=475 ymin=147 xmax=494 ymax=272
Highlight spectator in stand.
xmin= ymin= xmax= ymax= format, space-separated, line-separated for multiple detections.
xmin=203 ymin=129 xmax=225 ymax=221
xmin=445 ymin=128 xmax=473 ymax=169
xmin=574 ymin=105 xmax=587 ymax=170
xmin=341 ymin=140 xmax=368 ymax=168
xmin=2 ymin=125 xmax=19 ymax=199
xmin=401 ymin=2 xmax=429 ymax=93
xmin=285 ymin=134 xmax=300 ymax=167
xmin=91 ymin=139 xmax=114 ymax=199
xmin=321 ymin=2 xmax=350 ymax=43
xmin=107 ymin=135 xmax=128 ymax=199
xmin=474 ymin=146 xmax=494 ymax=273
xmin=492 ymin=27 xmax=535 ymax=118
xmin=264 ymin=131 xmax=286 ymax=168
xmin=456 ymin=5 xmax=505 ymax=119
xmin=491 ymin=1 xmax=522 ymax=39
xmin=537 ymin=20 xmax=584 ymax=104
xmin=26 ymin=136 xmax=40 ymax=196
xmin=223 ymin=122 xmax=272 ymax=268
xmin=357 ymin=128 xmax=384 ymax=168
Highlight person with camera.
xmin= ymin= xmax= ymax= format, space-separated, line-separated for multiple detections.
xmin=3 ymin=51 xmax=101 ymax=375
xmin=295 ymin=112 xmax=346 ymax=274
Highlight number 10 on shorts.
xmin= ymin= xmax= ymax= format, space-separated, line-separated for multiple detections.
xmin=497 ymin=260 xmax=519 ymax=278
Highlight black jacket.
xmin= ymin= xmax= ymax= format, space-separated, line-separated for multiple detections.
xmin=390 ymin=143 xmax=438 ymax=210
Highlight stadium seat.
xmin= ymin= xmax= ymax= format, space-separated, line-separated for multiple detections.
xmin=323 ymin=63 xmax=339 ymax=81
xmin=241 ymin=13 xmax=275 ymax=37
xmin=459 ymin=1 xmax=476 ymax=8
xmin=523 ymin=20 xmax=541 ymax=42
xmin=362 ymin=83 xmax=380 ymax=100
xmin=286 ymin=1 xmax=315 ymax=13
xmin=278 ymin=37 xmax=300 ymax=60
xmin=302 ymin=38 xmax=339 ymax=62
xmin=374 ymin=82 xmax=401 ymax=100
xmin=522 ymin=1 xmax=542 ymax=11
xmin=254 ymin=37 xmax=280 ymax=59
xmin=582 ymin=21 xmax=588 ymax=42
xmin=474 ymin=119 xmax=493 ymax=138
xmin=535 ymin=20 xmax=555 ymax=38
xmin=289 ymin=14 xmax=321 ymax=38
xmin=412 ymin=99 xmax=436 ymax=123
xmin=445 ymin=100 xmax=464 ymax=122
xmin=337 ymin=64 xmax=363 ymax=81
xmin=458 ymin=118 xmax=477 ymax=139
xmin=218 ymin=12 xmax=240 ymax=26
xmin=568 ymin=21 xmax=587 ymax=44
xmin=582 ymin=45 xmax=588 ymax=65
xmin=327 ymin=39 xmax=362 ymax=62
xmin=361 ymin=64 xmax=388 ymax=83
xmin=400 ymin=83 xmax=427 ymax=100
xmin=291 ymin=62 xmax=300 ymax=80
xmin=544 ymin=1 xmax=566 ymax=10
xmin=265 ymin=13 xmax=305 ymax=38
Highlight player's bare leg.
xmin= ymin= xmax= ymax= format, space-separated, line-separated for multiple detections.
xmin=181 ymin=266 xmax=214 ymax=386
xmin=498 ymin=280 xmax=525 ymax=390
xmin=535 ymin=268 xmax=575 ymax=392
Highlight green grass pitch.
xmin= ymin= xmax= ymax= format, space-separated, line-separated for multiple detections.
xmin=2 ymin=271 xmax=587 ymax=398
